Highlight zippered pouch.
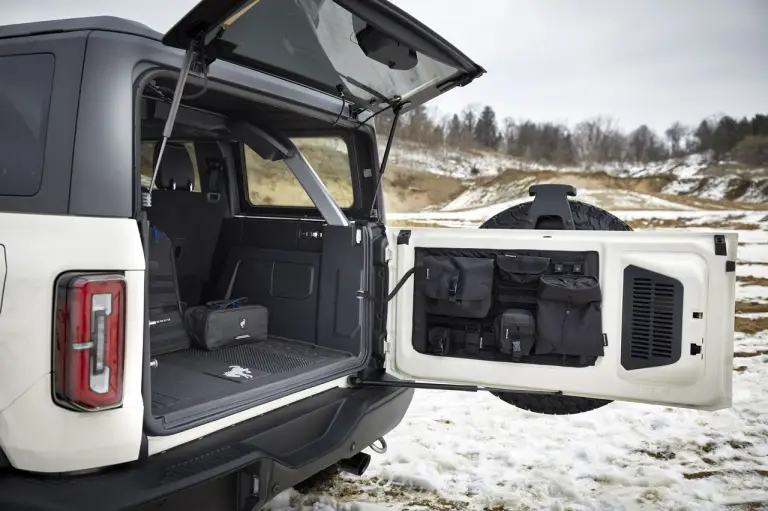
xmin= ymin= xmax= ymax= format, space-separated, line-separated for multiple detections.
xmin=494 ymin=309 xmax=536 ymax=359
xmin=423 ymin=255 xmax=494 ymax=318
xmin=534 ymin=275 xmax=603 ymax=357
xmin=495 ymin=254 xmax=551 ymax=285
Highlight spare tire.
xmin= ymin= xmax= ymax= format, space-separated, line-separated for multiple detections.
xmin=480 ymin=200 xmax=632 ymax=415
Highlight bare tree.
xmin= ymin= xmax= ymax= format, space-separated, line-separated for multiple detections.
xmin=665 ymin=122 xmax=687 ymax=157
xmin=628 ymin=125 xmax=667 ymax=162
xmin=502 ymin=117 xmax=517 ymax=155
xmin=572 ymin=116 xmax=623 ymax=166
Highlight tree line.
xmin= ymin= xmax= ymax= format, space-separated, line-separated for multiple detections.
xmin=374 ymin=105 xmax=768 ymax=167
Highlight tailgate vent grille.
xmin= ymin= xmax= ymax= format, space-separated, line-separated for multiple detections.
xmin=621 ymin=265 xmax=683 ymax=370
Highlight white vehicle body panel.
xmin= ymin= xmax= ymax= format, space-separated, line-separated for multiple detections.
xmin=0 ymin=214 xmax=145 ymax=472
xmin=386 ymin=227 xmax=737 ymax=410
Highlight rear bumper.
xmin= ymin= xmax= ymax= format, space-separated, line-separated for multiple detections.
xmin=0 ymin=385 xmax=413 ymax=511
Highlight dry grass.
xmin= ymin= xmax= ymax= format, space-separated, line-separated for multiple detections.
xmin=736 ymin=302 xmax=768 ymax=314
xmin=487 ymin=169 xmax=674 ymax=195
xmin=734 ymin=317 xmax=768 ymax=335
xmin=646 ymin=191 xmax=768 ymax=211
xmin=627 ymin=215 xmax=760 ymax=230
xmin=388 ymin=219 xmax=451 ymax=229
xmin=244 ymin=141 xmax=355 ymax=207
xmin=383 ymin=165 xmax=465 ymax=213
xmin=737 ymin=276 xmax=768 ymax=287
xmin=734 ymin=348 xmax=768 ymax=357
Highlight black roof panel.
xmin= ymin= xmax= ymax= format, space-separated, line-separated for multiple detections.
xmin=0 ymin=16 xmax=161 ymax=41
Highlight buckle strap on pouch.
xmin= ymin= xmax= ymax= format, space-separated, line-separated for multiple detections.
xmin=464 ymin=323 xmax=482 ymax=353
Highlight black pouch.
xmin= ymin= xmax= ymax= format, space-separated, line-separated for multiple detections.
xmin=494 ymin=309 xmax=535 ymax=360
xmin=184 ymin=297 xmax=269 ymax=350
xmin=423 ymin=256 xmax=494 ymax=318
xmin=535 ymin=276 xmax=603 ymax=357
xmin=427 ymin=326 xmax=452 ymax=355
xmin=496 ymin=255 xmax=551 ymax=285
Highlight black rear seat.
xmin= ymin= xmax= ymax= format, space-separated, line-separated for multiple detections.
xmin=147 ymin=142 xmax=228 ymax=306
xmin=148 ymin=225 xmax=190 ymax=355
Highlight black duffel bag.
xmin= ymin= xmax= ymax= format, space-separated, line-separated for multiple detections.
xmin=184 ymin=297 xmax=268 ymax=350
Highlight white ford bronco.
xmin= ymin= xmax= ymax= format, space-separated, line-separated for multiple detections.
xmin=0 ymin=1 xmax=736 ymax=510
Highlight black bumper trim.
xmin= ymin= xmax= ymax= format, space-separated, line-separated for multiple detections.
xmin=0 ymin=386 xmax=413 ymax=511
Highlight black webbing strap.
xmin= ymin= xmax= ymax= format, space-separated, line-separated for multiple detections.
xmin=206 ymin=157 xmax=223 ymax=203
xmin=441 ymin=325 xmax=495 ymax=354
xmin=357 ymin=267 xmax=419 ymax=304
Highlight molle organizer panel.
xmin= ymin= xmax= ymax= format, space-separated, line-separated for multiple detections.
xmin=621 ymin=265 xmax=683 ymax=370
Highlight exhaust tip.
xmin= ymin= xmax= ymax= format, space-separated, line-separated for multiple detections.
xmin=337 ymin=452 xmax=371 ymax=477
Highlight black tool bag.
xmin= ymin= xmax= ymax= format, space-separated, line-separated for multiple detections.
xmin=184 ymin=297 xmax=269 ymax=351
xmin=535 ymin=275 xmax=604 ymax=357
xmin=423 ymin=256 xmax=494 ymax=318
xmin=494 ymin=309 xmax=535 ymax=360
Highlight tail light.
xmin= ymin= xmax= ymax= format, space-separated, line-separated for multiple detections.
xmin=54 ymin=273 xmax=126 ymax=411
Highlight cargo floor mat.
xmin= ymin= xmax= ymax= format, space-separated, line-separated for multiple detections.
xmin=151 ymin=337 xmax=352 ymax=421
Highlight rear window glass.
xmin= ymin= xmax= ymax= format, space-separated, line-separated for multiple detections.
xmin=0 ymin=53 xmax=55 ymax=197
xmin=220 ymin=0 xmax=460 ymax=112
xmin=244 ymin=137 xmax=353 ymax=208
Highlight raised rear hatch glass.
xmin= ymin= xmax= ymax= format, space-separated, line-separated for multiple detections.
xmin=162 ymin=0 xmax=484 ymax=113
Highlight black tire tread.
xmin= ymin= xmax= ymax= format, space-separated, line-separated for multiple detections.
xmin=480 ymin=199 xmax=632 ymax=415
xmin=481 ymin=200 xmax=632 ymax=233
xmin=493 ymin=392 xmax=612 ymax=415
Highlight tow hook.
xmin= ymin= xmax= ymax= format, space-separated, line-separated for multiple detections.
xmin=337 ymin=452 xmax=370 ymax=476
xmin=369 ymin=437 xmax=387 ymax=454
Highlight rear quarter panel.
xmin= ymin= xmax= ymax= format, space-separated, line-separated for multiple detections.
xmin=0 ymin=213 xmax=145 ymax=472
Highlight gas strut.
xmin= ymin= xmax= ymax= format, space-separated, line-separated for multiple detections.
xmin=349 ymin=377 xmax=562 ymax=395
xmin=143 ymin=38 xmax=204 ymax=208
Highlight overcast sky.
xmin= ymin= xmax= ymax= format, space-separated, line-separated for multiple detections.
xmin=2 ymin=0 xmax=765 ymax=133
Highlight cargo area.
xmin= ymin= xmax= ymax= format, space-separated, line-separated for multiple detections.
xmin=139 ymin=79 xmax=377 ymax=431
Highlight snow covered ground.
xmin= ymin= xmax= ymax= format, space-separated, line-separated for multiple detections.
xmin=266 ymin=208 xmax=768 ymax=511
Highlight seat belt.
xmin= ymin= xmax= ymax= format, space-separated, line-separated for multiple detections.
xmin=206 ymin=157 xmax=223 ymax=203
xmin=224 ymin=260 xmax=241 ymax=301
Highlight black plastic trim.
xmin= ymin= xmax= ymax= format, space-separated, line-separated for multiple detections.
xmin=621 ymin=265 xmax=683 ymax=371
xmin=726 ymin=260 xmax=736 ymax=272
xmin=397 ymin=230 xmax=411 ymax=245
xmin=714 ymin=235 xmax=727 ymax=256
xmin=0 ymin=385 xmax=413 ymax=511
xmin=0 ymin=447 xmax=9 ymax=471
xmin=526 ymin=184 xmax=577 ymax=229
xmin=138 ymin=434 xmax=149 ymax=461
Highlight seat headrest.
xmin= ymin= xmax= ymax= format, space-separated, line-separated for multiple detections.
xmin=153 ymin=142 xmax=194 ymax=191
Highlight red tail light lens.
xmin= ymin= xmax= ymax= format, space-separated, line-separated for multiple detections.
xmin=54 ymin=273 xmax=126 ymax=411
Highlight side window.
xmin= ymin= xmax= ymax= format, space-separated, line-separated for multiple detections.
xmin=0 ymin=53 xmax=55 ymax=197
xmin=139 ymin=141 xmax=201 ymax=191
xmin=244 ymin=137 xmax=353 ymax=207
